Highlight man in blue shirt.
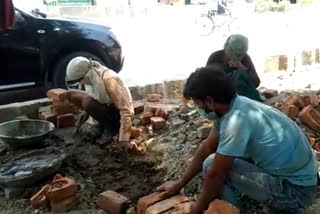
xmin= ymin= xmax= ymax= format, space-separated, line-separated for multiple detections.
xmin=156 ymin=65 xmax=318 ymax=214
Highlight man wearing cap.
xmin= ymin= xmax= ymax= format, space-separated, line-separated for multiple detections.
xmin=62 ymin=57 xmax=133 ymax=143
xmin=206 ymin=34 xmax=261 ymax=101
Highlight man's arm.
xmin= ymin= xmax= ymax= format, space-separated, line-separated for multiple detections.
xmin=177 ymin=133 xmax=219 ymax=188
xmin=157 ymin=133 xmax=219 ymax=198
xmin=104 ymin=76 xmax=133 ymax=142
xmin=243 ymin=54 xmax=260 ymax=88
xmin=194 ymin=154 xmax=234 ymax=213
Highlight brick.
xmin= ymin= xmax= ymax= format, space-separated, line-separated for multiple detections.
xmin=285 ymin=95 xmax=305 ymax=110
xmin=145 ymin=106 xmax=157 ymax=114
xmin=137 ymin=192 xmax=163 ymax=214
xmin=205 ymin=200 xmax=240 ymax=214
xmin=57 ymin=113 xmax=75 ymax=128
xmin=155 ymin=109 xmax=169 ymax=120
xmin=140 ymin=112 xmax=154 ymax=125
xmin=47 ymin=89 xmax=67 ymax=101
xmin=52 ymin=99 xmax=70 ymax=107
xmin=133 ymin=102 xmax=145 ymax=114
xmin=51 ymin=104 xmax=74 ymax=115
xmin=261 ymin=89 xmax=278 ymax=99
xmin=281 ymin=103 xmax=300 ymax=119
xmin=308 ymin=137 xmax=316 ymax=147
xmin=131 ymin=127 xmax=141 ymax=139
xmin=145 ymin=194 xmax=189 ymax=214
xmin=38 ymin=105 xmax=51 ymax=117
xmin=197 ymin=125 xmax=213 ymax=139
xmin=40 ymin=112 xmax=57 ymax=126
xmin=151 ymin=117 xmax=166 ymax=130
xmin=50 ymin=194 xmax=79 ymax=213
xmin=97 ymin=190 xmax=130 ymax=214
xmin=30 ymin=185 xmax=50 ymax=209
xmin=302 ymin=94 xmax=318 ymax=107
xmin=299 ymin=105 xmax=320 ymax=133
xmin=46 ymin=177 xmax=78 ymax=202
xmin=147 ymin=94 xmax=161 ymax=102
xmin=165 ymin=202 xmax=193 ymax=214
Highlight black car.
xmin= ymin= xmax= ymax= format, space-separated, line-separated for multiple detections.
xmin=0 ymin=8 xmax=123 ymax=97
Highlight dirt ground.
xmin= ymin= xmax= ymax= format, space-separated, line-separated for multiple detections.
xmin=0 ymin=94 xmax=320 ymax=214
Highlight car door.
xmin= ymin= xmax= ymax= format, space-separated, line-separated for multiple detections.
xmin=0 ymin=10 xmax=42 ymax=91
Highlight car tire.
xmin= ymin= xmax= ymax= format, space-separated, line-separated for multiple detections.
xmin=52 ymin=51 xmax=105 ymax=88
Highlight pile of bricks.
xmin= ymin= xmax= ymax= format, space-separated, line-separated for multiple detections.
xmin=39 ymin=89 xmax=75 ymax=128
xmin=30 ymin=174 xmax=79 ymax=212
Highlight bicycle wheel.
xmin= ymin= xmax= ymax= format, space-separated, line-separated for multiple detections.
xmin=195 ymin=16 xmax=215 ymax=36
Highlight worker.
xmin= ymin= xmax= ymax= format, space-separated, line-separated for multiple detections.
xmin=157 ymin=65 xmax=318 ymax=214
xmin=206 ymin=34 xmax=261 ymax=101
xmin=61 ymin=57 xmax=133 ymax=144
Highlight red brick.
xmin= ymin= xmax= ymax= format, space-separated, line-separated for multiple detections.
xmin=151 ymin=117 xmax=166 ymax=130
xmin=51 ymin=104 xmax=74 ymax=115
xmin=155 ymin=109 xmax=169 ymax=120
xmin=145 ymin=194 xmax=189 ymax=214
xmin=145 ymin=106 xmax=157 ymax=114
xmin=140 ymin=112 xmax=154 ymax=125
xmin=50 ymin=194 xmax=79 ymax=213
xmin=52 ymin=99 xmax=70 ymax=107
xmin=281 ymin=103 xmax=299 ymax=119
xmin=285 ymin=95 xmax=305 ymax=110
xmin=47 ymin=89 xmax=67 ymax=101
xmin=299 ymin=105 xmax=320 ymax=133
xmin=205 ymin=200 xmax=240 ymax=214
xmin=262 ymin=89 xmax=278 ymax=99
xmin=308 ymin=137 xmax=316 ymax=147
xmin=137 ymin=192 xmax=164 ymax=214
xmin=302 ymin=94 xmax=318 ymax=107
xmin=147 ymin=94 xmax=161 ymax=102
xmin=97 ymin=190 xmax=130 ymax=214
xmin=165 ymin=202 xmax=193 ymax=214
xmin=134 ymin=102 xmax=145 ymax=114
xmin=30 ymin=184 xmax=50 ymax=209
xmin=40 ymin=112 xmax=57 ymax=126
xmin=131 ymin=127 xmax=141 ymax=139
xmin=57 ymin=114 xmax=75 ymax=128
xmin=46 ymin=177 xmax=77 ymax=202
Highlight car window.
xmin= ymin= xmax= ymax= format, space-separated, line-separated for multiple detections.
xmin=14 ymin=10 xmax=27 ymax=29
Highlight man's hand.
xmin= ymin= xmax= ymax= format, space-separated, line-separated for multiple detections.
xmin=156 ymin=181 xmax=182 ymax=199
xmin=72 ymin=112 xmax=89 ymax=137
xmin=229 ymin=61 xmax=247 ymax=70
xmin=59 ymin=90 xmax=70 ymax=102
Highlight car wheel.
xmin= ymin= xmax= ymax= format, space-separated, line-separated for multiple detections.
xmin=52 ymin=51 xmax=104 ymax=88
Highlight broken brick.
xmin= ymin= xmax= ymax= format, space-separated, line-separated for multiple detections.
xmin=30 ymin=185 xmax=50 ymax=209
xmin=137 ymin=192 xmax=164 ymax=214
xmin=147 ymin=94 xmax=161 ymax=102
xmin=46 ymin=177 xmax=77 ymax=202
xmin=281 ymin=103 xmax=300 ymax=119
xmin=50 ymin=194 xmax=79 ymax=213
xmin=262 ymin=89 xmax=278 ymax=99
xmin=134 ymin=102 xmax=145 ymax=114
xmin=131 ymin=127 xmax=141 ymax=139
xmin=151 ymin=117 xmax=166 ymax=130
xmin=155 ymin=109 xmax=169 ymax=120
xmin=47 ymin=89 xmax=67 ymax=101
xmin=308 ymin=137 xmax=316 ymax=147
xmin=97 ymin=190 xmax=130 ymax=214
xmin=140 ymin=112 xmax=154 ymax=125
xmin=285 ymin=95 xmax=305 ymax=110
xmin=302 ymin=94 xmax=318 ymax=107
xmin=299 ymin=105 xmax=320 ymax=133
xmin=40 ymin=112 xmax=57 ymax=126
xmin=145 ymin=106 xmax=157 ymax=114
xmin=51 ymin=104 xmax=74 ymax=115
xmin=165 ymin=202 xmax=193 ymax=214
xmin=57 ymin=114 xmax=75 ymax=128
xmin=205 ymin=200 xmax=240 ymax=214
xmin=145 ymin=194 xmax=189 ymax=214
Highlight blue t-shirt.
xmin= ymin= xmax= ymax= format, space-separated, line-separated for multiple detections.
xmin=214 ymin=95 xmax=318 ymax=186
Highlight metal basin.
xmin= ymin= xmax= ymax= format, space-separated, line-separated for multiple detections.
xmin=0 ymin=120 xmax=55 ymax=148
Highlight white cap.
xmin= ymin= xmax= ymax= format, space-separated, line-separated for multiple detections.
xmin=65 ymin=57 xmax=91 ymax=82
